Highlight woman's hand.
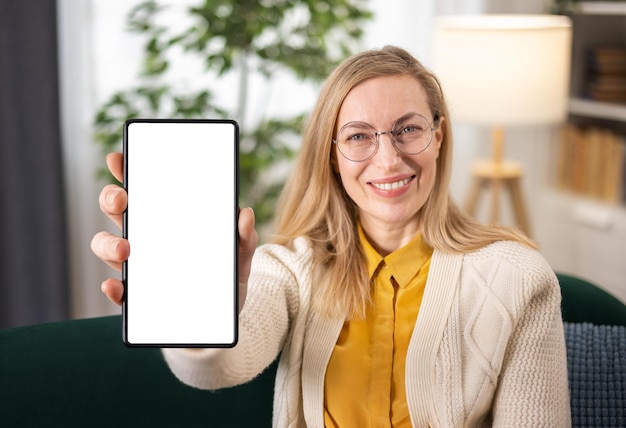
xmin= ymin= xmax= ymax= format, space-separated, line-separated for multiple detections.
xmin=90 ymin=153 xmax=128 ymax=305
xmin=90 ymin=152 xmax=258 ymax=312
xmin=91 ymin=153 xmax=125 ymax=305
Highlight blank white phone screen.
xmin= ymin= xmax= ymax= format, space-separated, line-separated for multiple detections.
xmin=123 ymin=119 xmax=238 ymax=347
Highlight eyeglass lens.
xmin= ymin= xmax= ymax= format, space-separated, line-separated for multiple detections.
xmin=335 ymin=114 xmax=434 ymax=162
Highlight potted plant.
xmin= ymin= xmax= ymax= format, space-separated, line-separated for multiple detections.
xmin=93 ymin=0 xmax=373 ymax=230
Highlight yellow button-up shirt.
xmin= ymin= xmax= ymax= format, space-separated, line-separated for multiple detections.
xmin=324 ymin=226 xmax=433 ymax=427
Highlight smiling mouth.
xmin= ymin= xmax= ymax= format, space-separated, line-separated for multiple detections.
xmin=370 ymin=176 xmax=414 ymax=190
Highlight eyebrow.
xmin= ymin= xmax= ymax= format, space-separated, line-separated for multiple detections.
xmin=339 ymin=112 xmax=425 ymax=130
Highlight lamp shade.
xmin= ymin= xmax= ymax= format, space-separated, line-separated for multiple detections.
xmin=432 ymin=15 xmax=572 ymax=126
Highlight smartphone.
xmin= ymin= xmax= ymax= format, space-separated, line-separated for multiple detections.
xmin=122 ymin=119 xmax=238 ymax=347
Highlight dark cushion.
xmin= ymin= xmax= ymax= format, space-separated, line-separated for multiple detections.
xmin=565 ymin=322 xmax=626 ymax=428
xmin=0 ymin=315 xmax=277 ymax=427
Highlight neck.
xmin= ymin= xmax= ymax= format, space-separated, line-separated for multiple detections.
xmin=359 ymin=217 xmax=421 ymax=256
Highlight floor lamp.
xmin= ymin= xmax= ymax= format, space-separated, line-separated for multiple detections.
xmin=433 ymin=15 xmax=572 ymax=236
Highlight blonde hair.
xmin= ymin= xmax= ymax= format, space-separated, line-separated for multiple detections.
xmin=271 ymin=46 xmax=535 ymax=319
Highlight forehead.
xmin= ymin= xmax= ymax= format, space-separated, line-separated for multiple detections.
xmin=337 ymin=74 xmax=431 ymax=127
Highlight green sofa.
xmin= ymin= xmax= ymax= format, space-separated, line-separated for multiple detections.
xmin=0 ymin=315 xmax=277 ymax=427
xmin=558 ymin=273 xmax=626 ymax=327
xmin=2 ymin=273 xmax=625 ymax=427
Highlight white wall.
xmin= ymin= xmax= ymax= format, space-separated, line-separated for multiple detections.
xmin=56 ymin=0 xmax=482 ymax=319
xmin=62 ymin=0 xmax=602 ymax=321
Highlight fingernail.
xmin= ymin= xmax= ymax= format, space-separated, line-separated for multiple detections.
xmin=113 ymin=238 xmax=125 ymax=255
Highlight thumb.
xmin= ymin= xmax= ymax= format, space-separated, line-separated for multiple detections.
xmin=238 ymin=207 xmax=258 ymax=312
xmin=239 ymin=207 xmax=258 ymax=259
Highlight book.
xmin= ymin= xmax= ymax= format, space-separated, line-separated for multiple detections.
xmin=557 ymin=124 xmax=626 ymax=204
xmin=585 ymin=45 xmax=626 ymax=103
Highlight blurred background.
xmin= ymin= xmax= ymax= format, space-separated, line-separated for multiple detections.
xmin=1 ymin=0 xmax=625 ymax=328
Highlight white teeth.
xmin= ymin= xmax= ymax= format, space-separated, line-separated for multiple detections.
xmin=372 ymin=177 xmax=411 ymax=190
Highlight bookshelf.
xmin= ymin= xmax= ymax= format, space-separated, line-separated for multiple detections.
xmin=568 ymin=3 xmax=626 ymax=121
xmin=579 ymin=1 xmax=626 ymax=15
xmin=538 ymin=2 xmax=626 ymax=303
xmin=564 ymin=3 xmax=626 ymax=201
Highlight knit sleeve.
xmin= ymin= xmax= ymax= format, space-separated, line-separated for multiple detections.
xmin=161 ymin=241 xmax=308 ymax=390
xmin=491 ymin=251 xmax=571 ymax=427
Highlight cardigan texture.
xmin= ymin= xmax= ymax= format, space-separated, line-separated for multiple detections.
xmin=162 ymin=238 xmax=571 ymax=427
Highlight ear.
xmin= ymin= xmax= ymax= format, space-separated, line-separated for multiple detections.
xmin=434 ymin=116 xmax=445 ymax=150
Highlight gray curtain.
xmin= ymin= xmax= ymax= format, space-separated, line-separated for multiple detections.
xmin=0 ymin=0 xmax=69 ymax=328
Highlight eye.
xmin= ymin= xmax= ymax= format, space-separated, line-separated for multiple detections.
xmin=347 ymin=133 xmax=370 ymax=141
xmin=398 ymin=124 xmax=422 ymax=135
xmin=341 ymin=130 xmax=375 ymax=145
xmin=337 ymin=122 xmax=375 ymax=146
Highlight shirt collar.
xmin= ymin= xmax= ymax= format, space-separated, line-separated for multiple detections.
xmin=358 ymin=223 xmax=433 ymax=288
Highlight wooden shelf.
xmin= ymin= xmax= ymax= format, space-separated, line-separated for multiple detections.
xmin=578 ymin=1 xmax=626 ymax=15
xmin=569 ymin=98 xmax=626 ymax=122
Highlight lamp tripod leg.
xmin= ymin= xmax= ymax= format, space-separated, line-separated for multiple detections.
xmin=508 ymin=178 xmax=531 ymax=236
xmin=489 ymin=177 xmax=501 ymax=224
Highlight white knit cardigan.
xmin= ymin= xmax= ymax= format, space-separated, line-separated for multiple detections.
xmin=162 ymin=238 xmax=571 ymax=427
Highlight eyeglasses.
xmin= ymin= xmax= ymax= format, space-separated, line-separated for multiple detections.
xmin=333 ymin=113 xmax=439 ymax=162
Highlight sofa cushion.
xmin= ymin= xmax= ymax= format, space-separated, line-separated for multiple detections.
xmin=565 ymin=322 xmax=626 ymax=428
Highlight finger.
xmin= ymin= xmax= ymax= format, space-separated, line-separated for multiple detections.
xmin=101 ymin=278 xmax=124 ymax=306
xmin=239 ymin=207 xmax=258 ymax=260
xmin=106 ymin=152 xmax=124 ymax=183
xmin=99 ymin=184 xmax=127 ymax=230
xmin=90 ymin=231 xmax=130 ymax=272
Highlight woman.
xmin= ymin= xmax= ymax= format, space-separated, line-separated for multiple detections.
xmin=92 ymin=46 xmax=571 ymax=427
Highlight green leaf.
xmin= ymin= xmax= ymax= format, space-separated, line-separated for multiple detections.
xmin=93 ymin=0 xmax=374 ymax=228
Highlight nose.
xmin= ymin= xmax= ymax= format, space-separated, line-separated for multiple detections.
xmin=374 ymin=132 xmax=402 ymax=165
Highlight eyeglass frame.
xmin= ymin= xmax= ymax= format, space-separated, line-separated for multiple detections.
xmin=332 ymin=113 xmax=440 ymax=162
